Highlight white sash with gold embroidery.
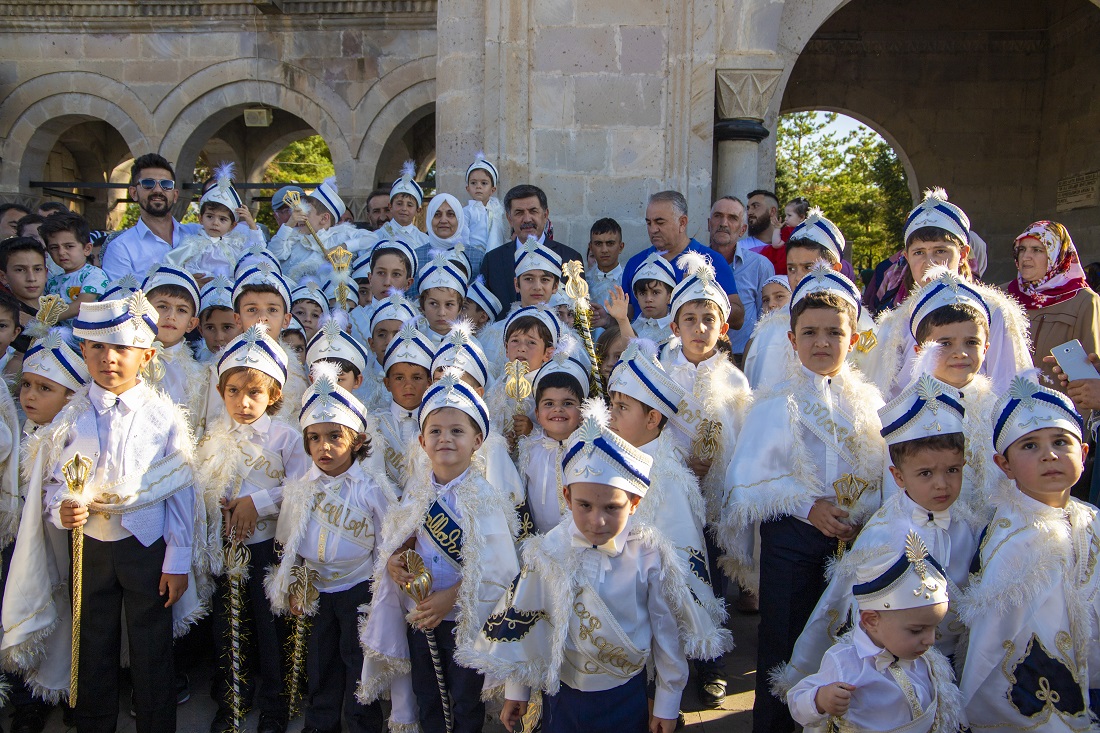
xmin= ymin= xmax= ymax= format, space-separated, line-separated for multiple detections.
xmin=303 ymin=480 xmax=377 ymax=586
xmin=560 ymin=581 xmax=648 ymax=690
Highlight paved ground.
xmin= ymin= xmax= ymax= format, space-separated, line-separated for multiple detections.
xmin=28 ymin=611 xmax=760 ymax=732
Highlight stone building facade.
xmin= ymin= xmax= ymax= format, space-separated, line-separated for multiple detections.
xmin=1 ymin=0 xmax=1098 ymax=279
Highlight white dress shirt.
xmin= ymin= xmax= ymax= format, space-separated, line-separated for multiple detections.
xmin=586 ymin=263 xmax=624 ymax=310
xmin=788 ymin=624 xmax=934 ymax=731
xmin=297 ymin=460 xmax=389 ymax=593
xmin=228 ymin=414 xmax=311 ymax=521
xmin=389 ymin=399 xmax=419 ymax=447
xmin=45 ymin=382 xmax=194 ymax=574
xmin=101 ymin=217 xmax=202 ymax=282
xmin=522 ymin=433 xmax=566 ymax=533
xmin=790 ymin=366 xmax=860 ymax=523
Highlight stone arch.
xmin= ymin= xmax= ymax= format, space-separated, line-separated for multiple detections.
xmin=246 ymin=128 xmax=321 ymax=183
xmin=779 ymin=106 xmax=920 ymax=203
xmin=354 ymin=57 xmax=436 ymax=191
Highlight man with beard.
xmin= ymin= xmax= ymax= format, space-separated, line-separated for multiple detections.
xmin=478 ymin=183 xmax=584 ymax=312
xmin=363 ymin=189 xmax=392 ymax=230
xmin=707 ymin=196 xmax=772 ymax=361
xmin=621 ymin=190 xmax=745 ymax=329
xmin=742 ymin=189 xmax=785 ymax=276
xmin=101 ymin=154 xmax=202 ymax=281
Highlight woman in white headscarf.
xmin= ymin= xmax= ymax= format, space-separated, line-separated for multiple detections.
xmin=415 ymin=193 xmax=478 ymax=285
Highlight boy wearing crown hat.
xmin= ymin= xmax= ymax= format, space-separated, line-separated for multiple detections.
xmin=629 ymin=251 xmax=678 ymax=345
xmin=269 ymin=176 xmax=377 ymax=283
xmin=12 ymin=292 xmax=207 ymax=730
xmin=862 ymin=189 xmax=1031 ymax=400
xmin=348 ymin=238 xmax=419 ymax=344
xmin=774 ymin=374 xmax=981 ymax=702
xmin=143 ymin=265 xmax=208 ymax=433
xmin=266 ymin=362 xmax=396 ymax=733
xmin=459 ymin=399 xmax=732 ymax=733
xmin=459 ymin=275 xmax=503 ymax=337
xmin=484 ymin=304 xmax=564 ymax=436
xmin=958 ymin=372 xmax=1100 ymax=731
xmin=415 ymin=247 xmax=468 ymax=345
xmin=786 ymin=532 xmax=965 ymax=733
xmin=356 ymin=291 xmax=418 ymax=411
xmin=197 ymin=275 xmax=241 ymax=362
xmin=378 ymin=161 xmax=428 ymax=249
xmin=744 ymin=210 xmax=878 ymax=391
xmin=359 ymin=372 xmax=520 ymax=732
xmin=513 ymin=334 xmax=590 ymax=535
xmin=1 ymin=298 xmax=90 ymax=731
xmin=463 ymin=153 xmax=506 ymax=254
xmin=372 ymin=320 xmax=435 ymax=492
xmin=606 ymin=338 xmax=733 ymax=706
xmin=720 ymin=266 xmax=886 ymax=733
xmin=290 ymin=282 xmax=330 ymax=342
xmin=165 ymin=163 xmax=265 ymax=284
xmin=199 ymin=325 xmax=309 ymax=733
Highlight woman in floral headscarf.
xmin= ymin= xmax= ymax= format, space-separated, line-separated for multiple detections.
xmin=1007 ymin=220 xmax=1100 ymax=388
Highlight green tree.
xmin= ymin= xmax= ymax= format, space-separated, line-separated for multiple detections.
xmin=775 ymin=112 xmax=911 ymax=276
xmin=256 ymin=135 xmax=335 ymax=230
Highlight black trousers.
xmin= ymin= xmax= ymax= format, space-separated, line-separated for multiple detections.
xmin=75 ymin=536 xmax=175 ymax=733
xmin=408 ymin=619 xmax=485 ymax=733
xmin=211 ymin=538 xmax=290 ymax=718
xmin=752 ymin=516 xmax=834 ymax=733
xmin=305 ymin=580 xmax=383 ymax=733
xmin=695 ymin=526 xmax=729 ymax=679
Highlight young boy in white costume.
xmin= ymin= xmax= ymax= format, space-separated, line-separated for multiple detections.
xmin=376 ymin=161 xmax=428 ymax=250
xmin=200 ymin=324 xmax=309 ymax=733
xmin=774 ymin=374 xmax=980 ymax=702
xmin=459 ymin=399 xmax=733 ymax=733
xmin=266 ymin=363 xmax=396 ymax=733
xmin=361 ymin=290 xmax=419 ymax=413
xmin=163 ymin=162 xmax=264 ymax=282
xmin=268 ymin=178 xmax=375 ymax=283
xmin=860 ymin=188 xmax=1030 ymax=400
xmin=196 ymin=276 xmax=240 ymax=362
xmin=459 ymin=275 xmax=503 ymax=339
xmin=415 ymin=247 xmax=468 ymax=345
xmin=484 ymin=304 xmax=562 ymax=436
xmin=463 ymin=153 xmax=506 ymax=254
xmin=3 ymin=292 xmax=205 ymax=729
xmin=906 ymin=267 xmax=999 ymax=515
xmin=372 ymin=320 xmax=434 ymax=492
xmin=348 ymin=238 xmax=418 ymax=346
xmin=786 ymin=532 xmax=965 ymax=733
xmin=358 ymin=373 xmax=520 ymax=732
xmin=142 ymin=265 xmax=208 ymax=434
xmin=743 ymin=209 xmax=877 ymax=391
xmin=959 ymin=373 xmax=1100 ymax=732
xmin=720 ymin=266 xmax=886 ymax=733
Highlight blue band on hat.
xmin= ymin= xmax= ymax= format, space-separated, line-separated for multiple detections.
xmin=300 ymin=389 xmax=367 ymax=428
xmin=790 ymin=269 xmax=861 ymax=307
xmin=906 ymin=203 xmax=969 ymax=243
xmin=72 ymin=312 xmax=136 ymax=332
xmin=420 ymin=262 xmax=468 ymax=292
xmin=623 ymin=360 xmax=678 ymax=414
xmin=879 ymin=393 xmax=964 ymax=439
xmin=418 ymin=379 xmax=489 ymax=433
xmin=383 ymin=331 xmax=434 ymax=366
xmin=314 ymin=186 xmax=342 ymax=219
xmin=26 ymin=344 xmax=86 ymax=386
xmin=219 ymin=337 xmax=289 ymax=381
xmin=514 ymin=248 xmax=563 ymax=273
xmin=993 ymin=392 xmax=1084 ymax=451
xmin=562 ymin=435 xmax=652 ymax=488
xmin=808 ymin=219 xmax=842 ymax=253
xmin=852 ymin=551 xmax=947 ymax=598
xmin=434 ymin=341 xmax=488 ymax=379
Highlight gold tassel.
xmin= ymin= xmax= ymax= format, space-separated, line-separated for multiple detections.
xmin=61 ymin=453 xmax=93 ymax=707
xmin=562 ymin=261 xmax=605 ymax=398
xmin=224 ymin=538 xmax=251 ymax=731
xmin=286 ymin=564 xmax=319 ymax=718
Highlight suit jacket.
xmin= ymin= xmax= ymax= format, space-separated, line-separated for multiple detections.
xmin=479 ymin=237 xmax=585 ymax=319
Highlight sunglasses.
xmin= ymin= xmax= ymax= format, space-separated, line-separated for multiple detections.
xmin=135 ymin=178 xmax=176 ymax=191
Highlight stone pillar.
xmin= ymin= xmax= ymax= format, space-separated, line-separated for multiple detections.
xmin=714 ymin=69 xmax=781 ymax=197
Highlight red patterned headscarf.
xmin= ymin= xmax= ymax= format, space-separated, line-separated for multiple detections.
xmin=1007 ymin=220 xmax=1089 ymax=310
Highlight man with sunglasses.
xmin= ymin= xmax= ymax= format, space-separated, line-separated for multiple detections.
xmin=101 ymin=154 xmax=202 ymax=282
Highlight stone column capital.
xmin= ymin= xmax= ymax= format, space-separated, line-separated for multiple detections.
xmin=715 ymin=69 xmax=782 ymax=121
xmin=714 ymin=118 xmax=770 ymax=143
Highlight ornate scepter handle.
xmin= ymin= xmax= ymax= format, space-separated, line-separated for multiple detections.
xmin=832 ymin=474 xmax=870 ymax=556
xmin=562 ymin=261 xmax=605 ymax=398
xmin=61 ymin=452 xmax=93 ymax=707
xmin=285 ymin=189 xmax=354 ymax=310
xmin=399 ymin=549 xmax=454 ymax=733
xmin=286 ymin=563 xmax=319 ymax=717
xmin=504 ymin=359 xmax=532 ymax=455
xmin=223 ymin=537 xmax=252 ymax=732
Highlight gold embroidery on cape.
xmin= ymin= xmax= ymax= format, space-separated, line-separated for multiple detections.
xmin=572 ymin=601 xmax=645 ymax=677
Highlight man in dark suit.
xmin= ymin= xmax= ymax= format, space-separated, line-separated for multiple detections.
xmin=478 ymin=184 xmax=584 ymax=317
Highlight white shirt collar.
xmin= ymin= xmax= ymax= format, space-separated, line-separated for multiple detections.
xmin=89 ymin=381 xmax=149 ymax=415
xmin=569 ymin=517 xmax=629 ymax=558
xmin=231 ymin=413 xmax=271 ymax=434
xmin=514 ymin=230 xmax=547 ymax=250
xmin=588 ymin=263 xmax=623 ymax=280
xmin=431 ymin=467 xmax=471 ymax=494
xmin=389 ymin=398 xmax=417 ymax=423
xmin=306 ymin=456 xmax=365 ymax=484
xmin=135 ymin=216 xmax=185 ymax=247
xmin=799 ymin=363 xmax=849 ymax=392
xmin=852 ymin=624 xmax=912 ymax=672
xmin=672 ymin=347 xmax=722 ymax=372
xmin=899 ymin=490 xmax=953 ymax=531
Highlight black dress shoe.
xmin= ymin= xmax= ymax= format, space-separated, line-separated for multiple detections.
xmin=698 ymin=675 xmax=727 ymax=708
xmin=10 ymin=702 xmax=48 ymax=733
xmin=209 ymin=709 xmax=235 ymax=733
xmin=257 ymin=712 xmax=289 ymax=733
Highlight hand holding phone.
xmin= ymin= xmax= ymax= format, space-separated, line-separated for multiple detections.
xmin=1051 ymin=340 xmax=1100 ymax=382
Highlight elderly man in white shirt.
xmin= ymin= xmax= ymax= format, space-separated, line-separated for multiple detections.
xmin=101 ymin=154 xmax=201 ymax=282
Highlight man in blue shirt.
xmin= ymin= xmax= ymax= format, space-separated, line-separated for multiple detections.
xmin=707 ymin=196 xmax=774 ymax=359
xmin=621 ymin=190 xmax=744 ymax=329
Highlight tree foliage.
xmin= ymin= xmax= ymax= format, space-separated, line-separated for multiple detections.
xmin=775 ymin=112 xmax=912 ymax=274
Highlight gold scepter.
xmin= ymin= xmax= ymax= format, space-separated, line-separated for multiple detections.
xmin=832 ymin=474 xmax=871 ymax=556
xmin=690 ymin=418 xmax=724 ymax=469
xmin=61 ymin=453 xmax=93 ymax=706
xmin=286 ymin=563 xmax=319 ymax=718
xmin=399 ymin=549 xmax=454 ymax=733
xmin=561 ymin=260 xmax=605 ymax=398
xmin=284 ymin=190 xmax=355 ymax=311
xmin=504 ymin=359 xmax=532 ymax=457
xmin=223 ymin=537 xmax=251 ymax=732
